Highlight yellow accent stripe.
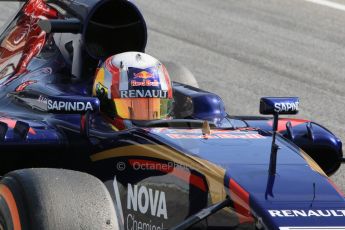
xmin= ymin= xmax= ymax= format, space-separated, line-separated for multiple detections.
xmin=300 ymin=148 xmax=327 ymax=177
xmin=91 ymin=144 xmax=227 ymax=203
xmin=92 ymin=68 xmax=105 ymax=95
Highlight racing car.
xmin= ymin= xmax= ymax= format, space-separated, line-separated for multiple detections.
xmin=0 ymin=0 xmax=344 ymax=230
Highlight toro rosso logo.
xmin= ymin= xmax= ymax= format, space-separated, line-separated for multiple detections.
xmin=15 ymin=80 xmax=37 ymax=92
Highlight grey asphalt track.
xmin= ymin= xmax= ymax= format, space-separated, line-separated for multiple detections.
xmin=1 ymin=1 xmax=345 ymax=189
xmin=134 ymin=0 xmax=345 ymax=189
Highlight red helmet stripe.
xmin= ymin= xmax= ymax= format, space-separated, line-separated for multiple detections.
xmin=106 ymin=58 xmax=121 ymax=98
xmin=162 ymin=65 xmax=173 ymax=98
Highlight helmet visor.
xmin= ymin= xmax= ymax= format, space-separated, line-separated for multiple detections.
xmin=114 ymin=98 xmax=173 ymax=120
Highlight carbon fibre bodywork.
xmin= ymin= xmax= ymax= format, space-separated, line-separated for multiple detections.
xmin=0 ymin=0 xmax=344 ymax=229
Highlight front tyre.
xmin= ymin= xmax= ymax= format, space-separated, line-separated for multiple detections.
xmin=0 ymin=168 xmax=119 ymax=230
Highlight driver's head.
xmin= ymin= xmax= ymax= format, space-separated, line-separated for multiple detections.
xmin=92 ymin=52 xmax=173 ymax=122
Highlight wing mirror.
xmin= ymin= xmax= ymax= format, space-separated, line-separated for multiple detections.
xmin=260 ymin=97 xmax=299 ymax=115
xmin=260 ymin=97 xmax=299 ymax=175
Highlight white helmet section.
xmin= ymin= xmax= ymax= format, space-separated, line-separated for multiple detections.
xmin=110 ymin=52 xmax=169 ymax=92
xmin=111 ymin=52 xmax=161 ymax=70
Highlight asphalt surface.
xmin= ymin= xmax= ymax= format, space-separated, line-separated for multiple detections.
xmin=1 ymin=1 xmax=345 ymax=189
xmin=134 ymin=0 xmax=345 ymax=189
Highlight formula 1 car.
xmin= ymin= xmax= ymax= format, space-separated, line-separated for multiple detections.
xmin=0 ymin=0 xmax=344 ymax=230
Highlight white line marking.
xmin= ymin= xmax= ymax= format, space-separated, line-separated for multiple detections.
xmin=113 ymin=177 xmax=125 ymax=228
xmin=304 ymin=0 xmax=345 ymax=12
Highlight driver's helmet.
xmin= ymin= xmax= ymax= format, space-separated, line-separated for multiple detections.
xmin=92 ymin=52 xmax=173 ymax=124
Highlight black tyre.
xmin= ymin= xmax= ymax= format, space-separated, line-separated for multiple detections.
xmin=0 ymin=168 xmax=119 ymax=230
xmin=164 ymin=62 xmax=199 ymax=88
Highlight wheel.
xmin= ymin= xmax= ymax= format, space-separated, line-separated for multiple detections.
xmin=0 ymin=168 xmax=119 ymax=230
xmin=163 ymin=62 xmax=199 ymax=88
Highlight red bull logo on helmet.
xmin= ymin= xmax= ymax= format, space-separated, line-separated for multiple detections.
xmin=134 ymin=71 xmax=153 ymax=79
xmin=131 ymin=70 xmax=160 ymax=87
xmin=131 ymin=80 xmax=160 ymax=87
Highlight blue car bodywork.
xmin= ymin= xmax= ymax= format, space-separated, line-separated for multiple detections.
xmin=0 ymin=0 xmax=344 ymax=229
